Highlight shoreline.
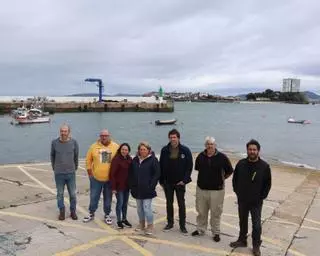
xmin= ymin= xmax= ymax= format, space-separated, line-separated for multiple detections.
xmin=1 ymin=152 xmax=318 ymax=172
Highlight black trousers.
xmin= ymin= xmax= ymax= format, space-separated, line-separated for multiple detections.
xmin=163 ymin=184 xmax=186 ymax=228
xmin=238 ymin=200 xmax=263 ymax=246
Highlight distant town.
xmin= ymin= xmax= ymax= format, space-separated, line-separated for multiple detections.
xmin=144 ymin=78 xmax=320 ymax=104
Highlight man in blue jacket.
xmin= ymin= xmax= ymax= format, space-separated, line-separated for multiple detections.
xmin=160 ymin=129 xmax=193 ymax=234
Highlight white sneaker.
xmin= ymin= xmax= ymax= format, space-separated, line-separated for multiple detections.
xmin=83 ymin=213 xmax=94 ymax=223
xmin=105 ymin=215 xmax=112 ymax=225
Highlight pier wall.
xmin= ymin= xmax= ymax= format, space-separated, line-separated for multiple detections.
xmin=0 ymin=100 xmax=174 ymax=113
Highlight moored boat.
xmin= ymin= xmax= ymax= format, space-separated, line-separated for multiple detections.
xmin=12 ymin=116 xmax=50 ymax=125
xmin=11 ymin=107 xmax=51 ymax=125
xmin=28 ymin=108 xmax=50 ymax=117
xmin=287 ymin=118 xmax=311 ymax=124
xmin=16 ymin=116 xmax=50 ymax=124
xmin=155 ymin=118 xmax=177 ymax=125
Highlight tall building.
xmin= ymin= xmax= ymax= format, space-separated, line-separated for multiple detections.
xmin=282 ymin=78 xmax=300 ymax=92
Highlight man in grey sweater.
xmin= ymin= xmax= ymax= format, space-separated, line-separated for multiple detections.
xmin=51 ymin=124 xmax=79 ymax=220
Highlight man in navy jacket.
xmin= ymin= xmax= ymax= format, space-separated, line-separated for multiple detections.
xmin=160 ymin=129 xmax=193 ymax=234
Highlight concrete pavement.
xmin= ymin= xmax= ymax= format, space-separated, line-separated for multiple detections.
xmin=0 ymin=158 xmax=319 ymax=256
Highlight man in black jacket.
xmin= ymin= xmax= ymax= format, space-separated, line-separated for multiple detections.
xmin=230 ymin=139 xmax=272 ymax=256
xmin=191 ymin=136 xmax=233 ymax=242
xmin=160 ymin=129 xmax=193 ymax=234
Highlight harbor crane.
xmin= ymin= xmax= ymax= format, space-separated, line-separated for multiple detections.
xmin=84 ymin=78 xmax=104 ymax=102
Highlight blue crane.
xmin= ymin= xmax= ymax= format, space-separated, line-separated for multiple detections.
xmin=84 ymin=78 xmax=104 ymax=102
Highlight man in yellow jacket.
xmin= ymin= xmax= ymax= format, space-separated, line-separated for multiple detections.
xmin=83 ymin=129 xmax=119 ymax=224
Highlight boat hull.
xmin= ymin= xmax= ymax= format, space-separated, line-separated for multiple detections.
xmin=155 ymin=119 xmax=177 ymax=125
xmin=14 ymin=117 xmax=50 ymax=124
xmin=287 ymin=119 xmax=310 ymax=124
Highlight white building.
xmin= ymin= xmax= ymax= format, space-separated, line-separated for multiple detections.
xmin=282 ymin=78 xmax=300 ymax=92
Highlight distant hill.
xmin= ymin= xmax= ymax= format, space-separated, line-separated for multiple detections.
xmin=114 ymin=93 xmax=142 ymax=97
xmin=303 ymin=91 xmax=320 ymax=100
xmin=237 ymin=91 xmax=320 ymax=101
xmin=68 ymin=93 xmax=108 ymax=97
xmin=68 ymin=93 xmax=142 ymax=97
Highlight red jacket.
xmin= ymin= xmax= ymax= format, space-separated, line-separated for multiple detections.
xmin=110 ymin=154 xmax=132 ymax=191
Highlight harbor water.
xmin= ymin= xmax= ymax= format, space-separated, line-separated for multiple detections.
xmin=1 ymin=102 xmax=319 ymax=169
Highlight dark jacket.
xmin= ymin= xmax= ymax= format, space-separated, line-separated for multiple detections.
xmin=232 ymin=158 xmax=272 ymax=204
xmin=110 ymin=154 xmax=132 ymax=192
xmin=159 ymin=143 xmax=193 ymax=185
xmin=129 ymin=153 xmax=160 ymax=199
xmin=195 ymin=150 xmax=234 ymax=190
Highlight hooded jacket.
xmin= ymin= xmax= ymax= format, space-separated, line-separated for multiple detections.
xmin=129 ymin=153 xmax=160 ymax=199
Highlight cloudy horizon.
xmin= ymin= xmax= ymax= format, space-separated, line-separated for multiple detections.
xmin=1 ymin=0 xmax=320 ymax=96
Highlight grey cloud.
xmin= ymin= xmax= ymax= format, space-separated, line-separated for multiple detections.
xmin=0 ymin=0 xmax=320 ymax=95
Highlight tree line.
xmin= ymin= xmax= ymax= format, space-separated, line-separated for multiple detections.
xmin=246 ymin=89 xmax=308 ymax=103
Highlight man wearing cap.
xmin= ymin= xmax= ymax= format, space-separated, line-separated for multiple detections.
xmin=83 ymin=129 xmax=119 ymax=224
xmin=191 ymin=136 xmax=233 ymax=242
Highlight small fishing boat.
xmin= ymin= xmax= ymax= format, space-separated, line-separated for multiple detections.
xmin=11 ymin=110 xmax=51 ymax=125
xmin=287 ymin=118 xmax=311 ymax=124
xmin=155 ymin=118 xmax=177 ymax=125
xmin=14 ymin=116 xmax=51 ymax=124
xmin=11 ymin=106 xmax=28 ymax=118
xmin=28 ymin=108 xmax=50 ymax=117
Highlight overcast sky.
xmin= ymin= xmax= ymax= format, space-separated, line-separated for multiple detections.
xmin=1 ymin=0 xmax=320 ymax=96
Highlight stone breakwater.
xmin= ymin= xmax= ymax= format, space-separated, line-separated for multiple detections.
xmin=0 ymin=100 xmax=174 ymax=113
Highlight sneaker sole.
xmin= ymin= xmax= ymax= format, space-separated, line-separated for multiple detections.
xmin=122 ymin=223 xmax=132 ymax=228
xmin=230 ymin=244 xmax=247 ymax=248
xmin=83 ymin=218 xmax=94 ymax=223
xmin=163 ymin=227 xmax=173 ymax=232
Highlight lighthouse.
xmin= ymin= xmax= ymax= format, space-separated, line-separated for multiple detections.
xmin=158 ymin=86 xmax=164 ymax=103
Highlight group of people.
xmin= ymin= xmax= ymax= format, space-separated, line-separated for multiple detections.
xmin=50 ymin=124 xmax=271 ymax=256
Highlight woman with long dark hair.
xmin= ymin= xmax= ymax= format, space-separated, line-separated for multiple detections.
xmin=110 ymin=143 xmax=132 ymax=229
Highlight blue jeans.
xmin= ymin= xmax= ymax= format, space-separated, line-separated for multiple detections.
xmin=89 ymin=177 xmax=112 ymax=215
xmin=136 ymin=199 xmax=153 ymax=224
xmin=115 ymin=190 xmax=129 ymax=222
xmin=54 ymin=173 xmax=77 ymax=211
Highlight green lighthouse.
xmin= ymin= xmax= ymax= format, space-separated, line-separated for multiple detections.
xmin=159 ymin=86 xmax=164 ymax=97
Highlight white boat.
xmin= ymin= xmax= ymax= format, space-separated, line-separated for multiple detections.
xmin=12 ymin=115 xmax=50 ymax=125
xmin=15 ymin=116 xmax=50 ymax=124
xmin=11 ymin=108 xmax=51 ymax=125
xmin=28 ymin=108 xmax=50 ymax=117
xmin=287 ymin=118 xmax=311 ymax=124
xmin=11 ymin=106 xmax=49 ymax=117
xmin=11 ymin=107 xmax=28 ymax=117
xmin=155 ymin=118 xmax=177 ymax=125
